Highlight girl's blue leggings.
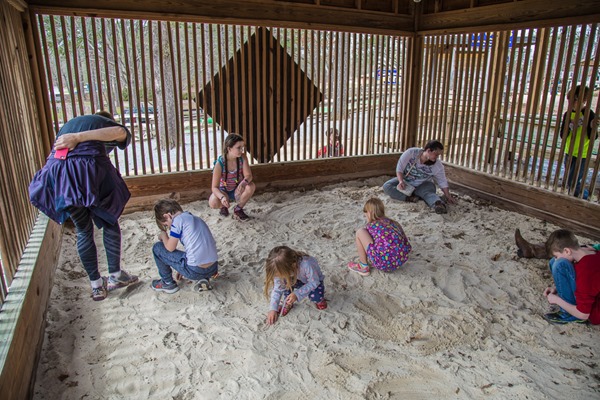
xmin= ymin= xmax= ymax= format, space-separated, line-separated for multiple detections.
xmin=69 ymin=207 xmax=122 ymax=281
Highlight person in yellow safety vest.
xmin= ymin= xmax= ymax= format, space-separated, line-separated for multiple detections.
xmin=559 ymin=84 xmax=597 ymax=199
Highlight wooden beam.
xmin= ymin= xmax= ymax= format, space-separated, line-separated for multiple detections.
xmin=124 ymin=154 xmax=399 ymax=212
xmin=0 ymin=215 xmax=62 ymax=399
xmin=125 ymin=154 xmax=600 ymax=240
xmin=419 ymin=0 xmax=600 ymax=33
xmin=28 ymin=0 xmax=414 ymax=35
xmin=445 ymin=164 xmax=600 ymax=240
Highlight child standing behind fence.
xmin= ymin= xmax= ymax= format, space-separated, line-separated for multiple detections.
xmin=317 ymin=128 xmax=344 ymax=158
xmin=209 ymin=133 xmax=256 ymax=221
xmin=559 ymin=84 xmax=597 ymax=198
xmin=151 ymin=199 xmax=219 ymax=293
xmin=348 ymin=197 xmax=411 ymax=276
xmin=264 ymin=246 xmax=327 ymax=325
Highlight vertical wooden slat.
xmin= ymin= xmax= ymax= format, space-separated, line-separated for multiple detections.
xmin=239 ymin=25 xmax=249 ymax=161
xmin=70 ymin=17 xmax=84 ymax=116
xmin=174 ymin=22 xmax=186 ymax=171
xmin=91 ymin=18 xmax=104 ymax=110
xmin=571 ymin=24 xmax=597 ymax=198
xmin=331 ymin=30 xmax=339 ymax=158
xmin=129 ymin=20 xmax=146 ymax=175
xmin=157 ymin=21 xmax=171 ymax=172
xmin=81 ymin=17 xmax=96 ymax=115
xmin=348 ymin=32 xmax=357 ymax=156
xmin=525 ymin=27 xmax=550 ymax=184
xmin=37 ymin=15 xmax=59 ymax=134
xmin=514 ymin=29 xmax=535 ymax=180
xmin=344 ymin=32 xmax=356 ymax=155
xmin=375 ymin=34 xmax=385 ymax=153
xmin=224 ymin=26 xmax=232 ymax=137
xmin=192 ymin=23 xmax=203 ymax=169
xmin=537 ymin=27 xmax=560 ymax=186
xmin=148 ymin=21 xmax=163 ymax=173
xmin=110 ymin=19 xmax=130 ymax=176
xmin=269 ymin=28 xmax=276 ymax=162
xmin=200 ymin=24 xmax=210 ymax=167
xmin=208 ymin=24 xmax=218 ymax=162
xmin=49 ymin=16 xmax=67 ymax=124
xmin=184 ymin=23 xmax=195 ymax=170
xmin=314 ymin=30 xmax=322 ymax=158
xmin=295 ymin=29 xmax=302 ymax=160
xmin=303 ymin=30 xmax=310 ymax=159
xmin=122 ymin=19 xmax=139 ymax=175
xmin=260 ymin=26 xmax=268 ymax=162
xmin=506 ymin=29 xmax=526 ymax=179
xmin=59 ymin=16 xmax=78 ymax=119
xmin=140 ymin=19 xmax=155 ymax=174
xmin=247 ymin=26 xmax=255 ymax=162
xmin=472 ymin=31 xmax=491 ymax=171
xmin=488 ymin=31 xmax=509 ymax=173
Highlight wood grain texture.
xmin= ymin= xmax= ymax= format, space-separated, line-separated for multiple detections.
xmin=0 ymin=216 xmax=62 ymax=399
xmin=29 ymin=0 xmax=414 ymax=34
xmin=419 ymin=0 xmax=600 ymax=33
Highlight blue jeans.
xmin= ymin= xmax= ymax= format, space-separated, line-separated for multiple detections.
xmin=564 ymin=155 xmax=587 ymax=198
xmin=549 ymin=257 xmax=578 ymax=321
xmin=152 ymin=242 xmax=218 ymax=284
xmin=69 ymin=206 xmax=122 ymax=281
xmin=383 ymin=178 xmax=440 ymax=207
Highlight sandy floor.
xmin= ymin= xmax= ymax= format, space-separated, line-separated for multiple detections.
xmin=33 ymin=177 xmax=599 ymax=399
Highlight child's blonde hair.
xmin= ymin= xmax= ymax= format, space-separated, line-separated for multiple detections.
xmin=545 ymin=229 xmax=579 ymax=256
xmin=363 ymin=197 xmax=386 ymax=223
xmin=154 ymin=199 xmax=183 ymax=231
xmin=263 ymin=246 xmax=308 ymax=299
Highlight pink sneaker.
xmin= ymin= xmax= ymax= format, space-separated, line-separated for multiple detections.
xmin=348 ymin=262 xmax=370 ymax=276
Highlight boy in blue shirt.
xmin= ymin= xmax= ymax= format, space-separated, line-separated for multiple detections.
xmin=151 ymin=199 xmax=219 ymax=293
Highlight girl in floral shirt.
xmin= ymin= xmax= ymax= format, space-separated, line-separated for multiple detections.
xmin=348 ymin=197 xmax=411 ymax=276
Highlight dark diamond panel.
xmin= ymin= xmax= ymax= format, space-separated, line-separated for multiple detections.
xmin=197 ymin=27 xmax=323 ymax=163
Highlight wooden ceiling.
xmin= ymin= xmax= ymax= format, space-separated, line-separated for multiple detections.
xmin=26 ymin=0 xmax=600 ymax=34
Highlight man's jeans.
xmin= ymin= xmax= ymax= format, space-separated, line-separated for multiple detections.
xmin=383 ymin=178 xmax=440 ymax=207
xmin=549 ymin=257 xmax=578 ymax=321
xmin=152 ymin=242 xmax=218 ymax=284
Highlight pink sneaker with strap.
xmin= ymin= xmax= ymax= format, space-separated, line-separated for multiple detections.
xmin=348 ymin=261 xmax=370 ymax=276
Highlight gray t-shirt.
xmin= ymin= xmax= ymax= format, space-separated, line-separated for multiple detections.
xmin=169 ymin=212 xmax=218 ymax=266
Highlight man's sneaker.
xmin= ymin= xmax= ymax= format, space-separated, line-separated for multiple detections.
xmin=107 ymin=270 xmax=139 ymax=291
xmin=219 ymin=206 xmax=229 ymax=217
xmin=543 ymin=312 xmax=587 ymax=325
xmin=433 ymin=201 xmax=447 ymax=214
xmin=151 ymin=279 xmax=179 ymax=294
xmin=193 ymin=278 xmax=213 ymax=292
xmin=91 ymin=277 xmax=108 ymax=301
xmin=315 ymin=299 xmax=328 ymax=310
xmin=348 ymin=261 xmax=370 ymax=276
xmin=233 ymin=207 xmax=250 ymax=221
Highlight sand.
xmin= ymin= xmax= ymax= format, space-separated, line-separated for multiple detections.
xmin=33 ymin=177 xmax=599 ymax=399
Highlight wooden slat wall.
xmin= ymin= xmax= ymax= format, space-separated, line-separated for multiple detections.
xmin=0 ymin=0 xmax=48 ymax=305
xmin=34 ymin=17 xmax=413 ymax=174
xmin=417 ymin=25 xmax=600 ymax=203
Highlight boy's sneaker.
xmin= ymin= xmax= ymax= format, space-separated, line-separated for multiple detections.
xmin=151 ymin=279 xmax=179 ymax=294
xmin=348 ymin=261 xmax=370 ymax=276
xmin=315 ymin=299 xmax=328 ymax=310
xmin=543 ymin=312 xmax=587 ymax=325
xmin=219 ymin=206 xmax=229 ymax=217
xmin=107 ymin=270 xmax=139 ymax=291
xmin=193 ymin=278 xmax=213 ymax=292
xmin=91 ymin=277 xmax=108 ymax=301
xmin=233 ymin=207 xmax=250 ymax=221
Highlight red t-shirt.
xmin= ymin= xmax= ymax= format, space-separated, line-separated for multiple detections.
xmin=575 ymin=251 xmax=600 ymax=324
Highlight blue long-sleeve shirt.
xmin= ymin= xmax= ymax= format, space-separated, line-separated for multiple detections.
xmin=269 ymin=256 xmax=324 ymax=311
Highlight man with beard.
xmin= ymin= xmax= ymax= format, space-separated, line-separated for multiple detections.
xmin=383 ymin=140 xmax=457 ymax=214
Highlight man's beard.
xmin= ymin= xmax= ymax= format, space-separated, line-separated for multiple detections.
xmin=424 ymin=160 xmax=436 ymax=166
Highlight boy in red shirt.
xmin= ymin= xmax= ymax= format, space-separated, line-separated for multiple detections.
xmin=543 ymin=229 xmax=600 ymax=324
